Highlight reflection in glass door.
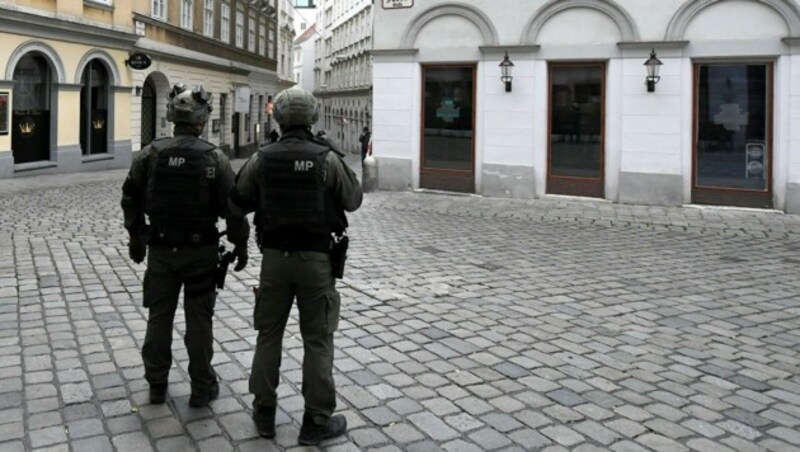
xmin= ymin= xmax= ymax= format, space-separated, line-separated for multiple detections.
xmin=421 ymin=65 xmax=475 ymax=193
xmin=694 ymin=63 xmax=772 ymax=208
xmin=548 ymin=63 xmax=605 ymax=198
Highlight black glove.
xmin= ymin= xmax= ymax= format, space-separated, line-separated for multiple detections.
xmin=128 ymin=234 xmax=146 ymax=264
xmin=233 ymin=244 xmax=248 ymax=271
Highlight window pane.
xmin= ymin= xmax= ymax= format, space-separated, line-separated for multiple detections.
xmin=423 ymin=67 xmax=473 ymax=171
xmin=696 ymin=64 xmax=768 ymax=190
xmin=549 ymin=65 xmax=603 ymax=178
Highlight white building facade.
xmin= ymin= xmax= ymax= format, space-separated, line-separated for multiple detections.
xmin=294 ymin=25 xmax=318 ymax=92
xmin=372 ymin=0 xmax=800 ymax=213
xmin=314 ymin=0 xmax=373 ymax=153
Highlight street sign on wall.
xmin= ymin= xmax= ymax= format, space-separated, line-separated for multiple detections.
xmin=383 ymin=0 xmax=413 ymax=9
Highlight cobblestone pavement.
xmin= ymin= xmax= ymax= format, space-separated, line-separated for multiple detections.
xmin=0 ymin=164 xmax=799 ymax=452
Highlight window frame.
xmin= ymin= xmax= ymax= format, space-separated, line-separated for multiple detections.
xmin=203 ymin=0 xmax=214 ymax=37
xmin=180 ymin=0 xmax=194 ymax=30
xmin=151 ymin=0 xmax=167 ymax=20
xmin=221 ymin=3 xmax=230 ymax=43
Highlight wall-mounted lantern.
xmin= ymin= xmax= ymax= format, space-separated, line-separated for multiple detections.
xmin=644 ymin=49 xmax=663 ymax=93
xmin=499 ymin=51 xmax=514 ymax=93
xmin=133 ymin=86 xmax=142 ymax=97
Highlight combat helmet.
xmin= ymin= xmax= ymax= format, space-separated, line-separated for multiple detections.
xmin=166 ymin=83 xmax=213 ymax=124
xmin=273 ymin=87 xmax=319 ymax=129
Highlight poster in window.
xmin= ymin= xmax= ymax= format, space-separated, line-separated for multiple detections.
xmin=0 ymin=93 xmax=8 ymax=135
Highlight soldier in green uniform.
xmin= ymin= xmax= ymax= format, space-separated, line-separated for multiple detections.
xmin=121 ymin=83 xmax=250 ymax=407
xmin=231 ymin=87 xmax=362 ymax=445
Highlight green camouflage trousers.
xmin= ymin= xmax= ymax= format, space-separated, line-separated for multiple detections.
xmin=141 ymin=244 xmax=218 ymax=394
xmin=249 ymin=249 xmax=341 ymax=424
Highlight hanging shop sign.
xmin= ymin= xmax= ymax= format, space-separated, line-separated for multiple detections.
xmin=234 ymin=86 xmax=251 ymax=113
xmin=383 ymin=0 xmax=413 ymax=9
xmin=126 ymin=53 xmax=152 ymax=70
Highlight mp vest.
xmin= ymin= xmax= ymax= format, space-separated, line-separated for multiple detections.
xmin=145 ymin=137 xmax=218 ymax=230
xmin=258 ymin=140 xmax=342 ymax=251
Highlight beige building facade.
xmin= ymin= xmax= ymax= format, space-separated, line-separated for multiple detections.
xmin=0 ymin=0 xmax=287 ymax=179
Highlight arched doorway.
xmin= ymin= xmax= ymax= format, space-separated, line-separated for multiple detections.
xmin=140 ymin=78 xmax=156 ymax=147
xmin=12 ymin=53 xmax=53 ymax=163
xmin=140 ymin=72 xmax=169 ymax=149
xmin=80 ymin=60 xmax=110 ymax=155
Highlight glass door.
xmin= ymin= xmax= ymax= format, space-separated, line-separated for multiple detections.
xmin=420 ymin=65 xmax=475 ymax=193
xmin=548 ymin=63 xmax=605 ymax=198
xmin=80 ymin=60 xmax=109 ymax=155
xmin=12 ymin=53 xmax=51 ymax=163
xmin=693 ymin=63 xmax=772 ymax=208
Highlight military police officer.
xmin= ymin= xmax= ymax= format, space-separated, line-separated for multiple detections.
xmin=231 ymin=87 xmax=362 ymax=445
xmin=121 ymin=83 xmax=249 ymax=407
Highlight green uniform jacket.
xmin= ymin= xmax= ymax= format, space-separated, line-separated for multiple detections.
xmin=232 ymin=131 xmax=363 ymax=220
xmin=121 ymin=132 xmax=250 ymax=246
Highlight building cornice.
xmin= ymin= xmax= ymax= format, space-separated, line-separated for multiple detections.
xmin=134 ymin=13 xmax=277 ymax=72
xmin=314 ymin=86 xmax=372 ymax=97
xmin=0 ymin=5 xmax=138 ymax=50
xmin=617 ymin=41 xmax=689 ymax=50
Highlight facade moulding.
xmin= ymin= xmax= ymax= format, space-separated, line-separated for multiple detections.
xmin=133 ymin=41 xmax=251 ymax=77
xmin=665 ymin=0 xmax=800 ymax=40
xmin=133 ymin=13 xmax=277 ymax=72
xmin=479 ymin=45 xmax=540 ymax=60
xmin=5 ymin=40 xmax=67 ymax=82
xmin=0 ymin=6 xmax=138 ymax=50
xmin=400 ymin=2 xmax=499 ymax=48
xmin=57 ymin=83 xmax=84 ymax=91
xmin=617 ymin=40 xmax=689 ymax=58
xmin=371 ymin=48 xmax=418 ymax=62
xmin=75 ymin=49 xmax=122 ymax=85
xmin=521 ymin=0 xmax=640 ymax=45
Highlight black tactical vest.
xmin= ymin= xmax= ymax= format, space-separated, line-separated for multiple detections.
xmin=145 ymin=137 xmax=219 ymax=231
xmin=258 ymin=138 xmax=342 ymax=252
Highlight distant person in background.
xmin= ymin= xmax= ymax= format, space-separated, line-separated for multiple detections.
xmin=359 ymin=126 xmax=371 ymax=162
xmin=315 ymin=129 xmax=339 ymax=154
xmin=268 ymin=129 xmax=280 ymax=143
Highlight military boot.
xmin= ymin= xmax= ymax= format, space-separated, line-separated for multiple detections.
xmin=149 ymin=384 xmax=167 ymax=404
xmin=253 ymin=405 xmax=276 ymax=439
xmin=189 ymin=380 xmax=219 ymax=408
xmin=298 ymin=413 xmax=347 ymax=446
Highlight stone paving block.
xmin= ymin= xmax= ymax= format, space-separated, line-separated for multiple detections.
xmin=717 ymin=419 xmax=763 ymax=440
xmin=540 ymin=424 xmax=585 ymax=447
xmin=468 ymin=427 xmax=513 ymax=450
xmin=408 ymin=412 xmax=459 ymax=441
xmin=186 ymin=418 xmax=222 ymax=440
xmin=350 ymin=427 xmax=390 ymax=447
xmin=574 ymin=420 xmax=622 ymax=446
xmin=70 ymin=435 xmax=113 ymax=452
xmin=66 ymin=418 xmax=104 ymax=439
xmin=767 ymin=426 xmax=800 ymax=446
xmin=383 ymin=422 xmax=424 ymax=444
xmin=30 ymin=425 xmax=68 ymax=448
xmin=155 ymin=435 xmax=194 ymax=452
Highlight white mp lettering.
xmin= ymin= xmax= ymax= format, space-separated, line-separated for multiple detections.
xmin=294 ymin=160 xmax=314 ymax=171
xmin=168 ymin=156 xmax=186 ymax=167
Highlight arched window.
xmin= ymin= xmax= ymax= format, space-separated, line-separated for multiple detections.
xmin=80 ymin=60 xmax=109 ymax=155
